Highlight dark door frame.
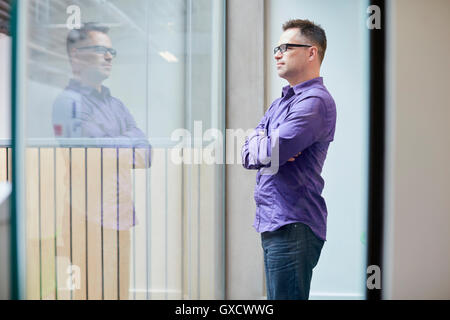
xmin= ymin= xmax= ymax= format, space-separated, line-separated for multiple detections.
xmin=366 ymin=0 xmax=386 ymax=300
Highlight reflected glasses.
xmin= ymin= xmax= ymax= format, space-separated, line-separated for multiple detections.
xmin=76 ymin=45 xmax=117 ymax=57
xmin=273 ymin=43 xmax=312 ymax=55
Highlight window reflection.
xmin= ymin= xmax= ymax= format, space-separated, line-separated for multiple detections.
xmin=53 ymin=23 xmax=147 ymax=140
xmin=19 ymin=0 xmax=225 ymax=300
xmin=48 ymin=22 xmax=151 ymax=299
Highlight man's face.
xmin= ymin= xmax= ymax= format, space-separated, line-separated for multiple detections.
xmin=71 ymin=31 xmax=114 ymax=82
xmin=274 ymin=28 xmax=311 ymax=82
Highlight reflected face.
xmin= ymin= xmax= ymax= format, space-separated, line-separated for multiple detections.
xmin=71 ymin=31 xmax=114 ymax=82
xmin=274 ymin=28 xmax=311 ymax=82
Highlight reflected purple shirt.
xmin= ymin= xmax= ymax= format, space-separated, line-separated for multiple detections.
xmin=52 ymin=79 xmax=146 ymax=140
xmin=241 ymin=77 xmax=336 ymax=241
xmin=52 ymin=79 xmax=149 ymax=231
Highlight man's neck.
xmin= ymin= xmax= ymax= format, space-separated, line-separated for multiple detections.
xmin=288 ymin=70 xmax=320 ymax=87
xmin=74 ymin=75 xmax=103 ymax=93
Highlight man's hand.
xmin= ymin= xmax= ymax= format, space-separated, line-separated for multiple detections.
xmin=288 ymin=152 xmax=302 ymax=162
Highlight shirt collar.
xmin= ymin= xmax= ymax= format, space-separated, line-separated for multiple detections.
xmin=68 ymin=78 xmax=111 ymax=98
xmin=281 ymin=77 xmax=324 ymax=97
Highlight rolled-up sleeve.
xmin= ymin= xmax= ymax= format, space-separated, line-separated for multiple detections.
xmin=241 ymin=107 xmax=272 ymax=170
xmin=242 ymin=130 xmax=261 ymax=169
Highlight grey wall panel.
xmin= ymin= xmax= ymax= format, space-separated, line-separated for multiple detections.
xmin=384 ymin=0 xmax=450 ymax=299
xmin=226 ymin=0 xmax=266 ymax=299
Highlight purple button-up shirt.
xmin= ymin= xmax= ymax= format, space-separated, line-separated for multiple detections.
xmin=241 ymin=77 xmax=336 ymax=241
xmin=52 ymin=79 xmax=150 ymax=231
xmin=52 ymin=79 xmax=146 ymax=140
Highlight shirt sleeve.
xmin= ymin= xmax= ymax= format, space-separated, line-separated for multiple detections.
xmin=52 ymin=94 xmax=151 ymax=167
xmin=116 ymin=101 xmax=151 ymax=167
xmin=241 ymin=104 xmax=273 ymax=170
xmin=243 ymin=96 xmax=326 ymax=169
xmin=118 ymin=105 xmax=147 ymax=140
xmin=241 ymin=130 xmax=261 ymax=169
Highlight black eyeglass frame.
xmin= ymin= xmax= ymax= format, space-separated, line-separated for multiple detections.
xmin=75 ymin=45 xmax=117 ymax=57
xmin=273 ymin=43 xmax=312 ymax=55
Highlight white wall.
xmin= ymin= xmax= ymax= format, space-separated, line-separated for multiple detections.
xmin=266 ymin=0 xmax=370 ymax=299
xmin=384 ymin=0 xmax=450 ymax=299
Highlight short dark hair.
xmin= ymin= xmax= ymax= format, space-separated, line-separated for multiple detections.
xmin=66 ymin=22 xmax=109 ymax=57
xmin=282 ymin=19 xmax=327 ymax=63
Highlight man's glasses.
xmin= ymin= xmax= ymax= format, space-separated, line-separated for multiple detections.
xmin=76 ymin=45 xmax=117 ymax=58
xmin=273 ymin=43 xmax=312 ymax=55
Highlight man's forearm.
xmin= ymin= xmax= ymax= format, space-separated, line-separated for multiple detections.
xmin=241 ymin=130 xmax=269 ymax=170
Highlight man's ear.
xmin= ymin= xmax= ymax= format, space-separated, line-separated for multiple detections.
xmin=309 ymin=46 xmax=318 ymax=62
xmin=68 ymin=48 xmax=81 ymax=72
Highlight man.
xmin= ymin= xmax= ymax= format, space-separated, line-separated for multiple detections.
xmin=52 ymin=22 xmax=149 ymax=299
xmin=53 ymin=22 xmax=149 ymax=228
xmin=53 ymin=22 xmax=146 ymax=141
xmin=242 ymin=19 xmax=336 ymax=300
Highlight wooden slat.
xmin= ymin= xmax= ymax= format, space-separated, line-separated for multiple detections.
xmin=131 ymin=148 xmax=149 ymax=300
xmin=190 ymin=161 xmax=200 ymax=299
xmin=118 ymin=148 xmax=133 ymax=300
xmin=183 ymin=161 xmax=189 ymax=299
xmin=39 ymin=148 xmax=56 ymax=300
xmin=0 ymin=148 xmax=6 ymax=183
xmin=167 ymin=149 xmax=183 ymax=299
xmin=55 ymin=148 xmax=71 ymax=300
xmin=86 ymin=148 xmax=102 ymax=300
xmin=7 ymin=148 xmax=12 ymax=182
xmin=199 ymin=163 xmax=215 ymax=299
xmin=25 ymin=148 xmax=40 ymax=300
xmin=134 ymin=147 xmax=150 ymax=169
xmin=183 ymin=154 xmax=200 ymax=299
xmin=150 ymin=148 xmax=166 ymax=299
xmin=118 ymin=229 xmax=130 ymax=300
xmin=71 ymin=148 xmax=86 ymax=300
xmin=102 ymin=148 xmax=118 ymax=300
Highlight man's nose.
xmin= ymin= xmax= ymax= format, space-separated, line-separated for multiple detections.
xmin=104 ymin=51 xmax=113 ymax=61
xmin=274 ymin=51 xmax=282 ymax=60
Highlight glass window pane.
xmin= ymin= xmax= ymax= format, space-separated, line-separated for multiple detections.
xmin=15 ymin=0 xmax=225 ymax=300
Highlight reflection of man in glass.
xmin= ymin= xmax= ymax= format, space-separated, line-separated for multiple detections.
xmin=52 ymin=22 xmax=149 ymax=300
xmin=53 ymin=22 xmax=145 ymax=139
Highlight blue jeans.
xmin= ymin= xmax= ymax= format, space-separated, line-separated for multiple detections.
xmin=261 ymin=222 xmax=324 ymax=300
